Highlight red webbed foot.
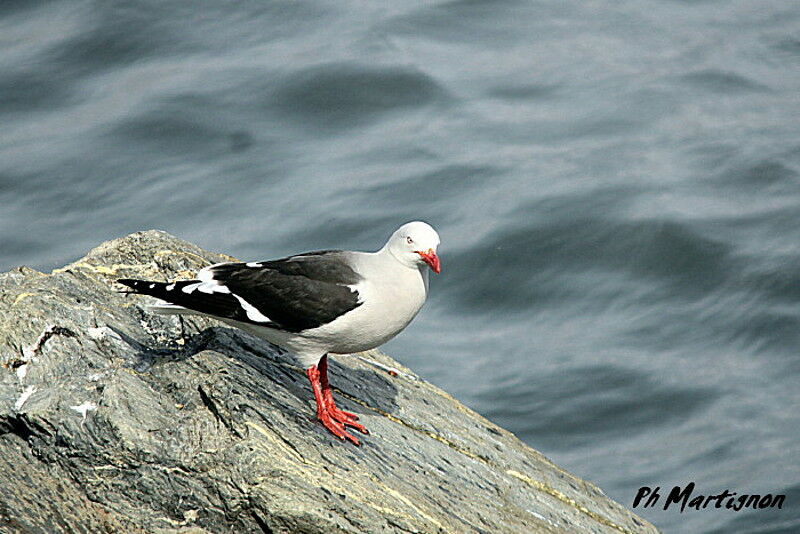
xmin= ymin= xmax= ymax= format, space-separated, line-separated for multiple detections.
xmin=322 ymin=388 xmax=369 ymax=434
xmin=316 ymin=406 xmax=361 ymax=446
xmin=307 ymin=355 xmax=369 ymax=445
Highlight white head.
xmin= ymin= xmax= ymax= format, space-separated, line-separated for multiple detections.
xmin=383 ymin=221 xmax=441 ymax=273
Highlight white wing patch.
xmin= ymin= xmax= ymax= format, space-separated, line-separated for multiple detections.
xmin=181 ymin=282 xmax=202 ymax=294
xmin=201 ymin=283 xmax=231 ymax=294
xmin=347 ymin=281 xmax=367 ymax=304
xmin=184 ymin=264 xmax=234 ymax=295
xmin=198 ymin=263 xmax=226 ymax=282
xmin=194 ymin=262 xmax=271 ymax=323
xmin=180 ymin=281 xmax=232 ymax=294
xmin=233 ymin=294 xmax=272 ymax=323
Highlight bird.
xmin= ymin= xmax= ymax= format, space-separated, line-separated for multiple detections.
xmin=118 ymin=221 xmax=441 ymax=445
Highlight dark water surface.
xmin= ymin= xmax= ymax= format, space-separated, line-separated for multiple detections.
xmin=3 ymin=1 xmax=800 ymax=532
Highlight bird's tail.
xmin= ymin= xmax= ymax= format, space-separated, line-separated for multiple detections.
xmin=117 ymin=278 xmax=235 ymax=320
xmin=117 ymin=278 xmax=200 ymax=316
xmin=117 ymin=278 xmax=165 ymax=294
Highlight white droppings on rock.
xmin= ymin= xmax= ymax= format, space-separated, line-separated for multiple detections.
xmin=14 ymin=385 xmax=37 ymax=411
xmin=71 ymin=401 xmax=97 ymax=420
xmin=21 ymin=346 xmax=36 ymax=360
xmin=530 ymin=511 xmax=546 ymax=522
xmin=87 ymin=326 xmax=123 ymax=341
xmin=23 ymin=324 xmax=57 ymax=357
xmin=16 ymin=363 xmax=29 ymax=380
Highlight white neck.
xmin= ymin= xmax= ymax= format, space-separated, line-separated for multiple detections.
xmin=379 ymin=243 xmax=419 ymax=271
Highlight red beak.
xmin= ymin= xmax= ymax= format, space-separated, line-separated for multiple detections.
xmin=416 ymin=249 xmax=441 ymax=274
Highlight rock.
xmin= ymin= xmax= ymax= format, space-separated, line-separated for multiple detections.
xmin=0 ymin=230 xmax=659 ymax=534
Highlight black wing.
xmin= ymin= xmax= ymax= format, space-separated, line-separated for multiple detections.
xmin=119 ymin=250 xmax=363 ymax=333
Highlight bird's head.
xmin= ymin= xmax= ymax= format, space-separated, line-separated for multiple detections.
xmin=385 ymin=221 xmax=441 ymax=273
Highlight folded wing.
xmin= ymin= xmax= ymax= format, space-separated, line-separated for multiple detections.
xmin=119 ymin=250 xmax=363 ymax=333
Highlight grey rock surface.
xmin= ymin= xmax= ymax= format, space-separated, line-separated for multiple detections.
xmin=0 ymin=230 xmax=659 ymax=534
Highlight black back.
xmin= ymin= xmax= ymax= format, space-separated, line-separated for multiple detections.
xmin=119 ymin=251 xmax=363 ymax=333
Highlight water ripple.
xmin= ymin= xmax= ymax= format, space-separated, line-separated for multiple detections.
xmin=480 ymin=364 xmax=718 ymax=450
xmin=270 ymin=63 xmax=448 ymax=131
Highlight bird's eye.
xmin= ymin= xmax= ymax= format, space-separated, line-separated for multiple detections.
xmin=406 ymin=236 xmax=414 ymax=245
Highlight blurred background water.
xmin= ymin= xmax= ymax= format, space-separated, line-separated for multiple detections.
xmin=2 ymin=1 xmax=800 ymax=532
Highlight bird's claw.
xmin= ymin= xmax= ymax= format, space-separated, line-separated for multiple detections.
xmin=329 ymin=408 xmax=369 ymax=434
xmin=332 ymin=408 xmax=359 ymax=421
xmin=322 ymin=387 xmax=368 ymax=434
xmin=317 ymin=410 xmax=361 ymax=445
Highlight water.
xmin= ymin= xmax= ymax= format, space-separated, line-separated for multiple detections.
xmin=2 ymin=1 xmax=800 ymax=532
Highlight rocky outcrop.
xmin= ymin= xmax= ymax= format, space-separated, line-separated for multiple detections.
xmin=0 ymin=231 xmax=659 ymax=533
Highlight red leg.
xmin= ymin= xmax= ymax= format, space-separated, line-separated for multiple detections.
xmin=306 ymin=363 xmax=360 ymax=445
xmin=318 ymin=355 xmax=369 ymax=435
xmin=319 ymin=355 xmax=358 ymax=419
